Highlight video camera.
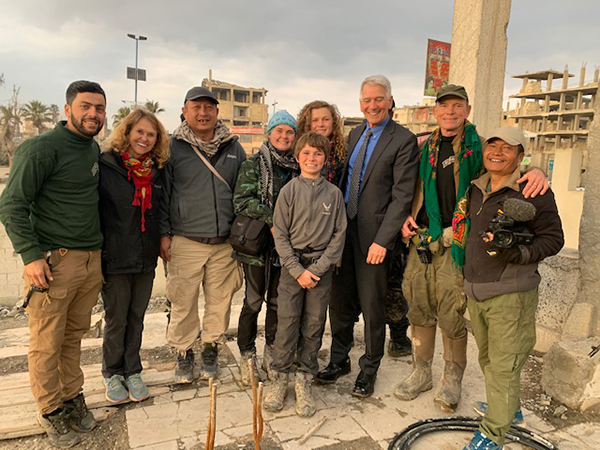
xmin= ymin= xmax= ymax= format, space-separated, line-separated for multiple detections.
xmin=485 ymin=198 xmax=536 ymax=249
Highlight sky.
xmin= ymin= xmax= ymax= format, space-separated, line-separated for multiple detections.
xmin=1 ymin=0 xmax=598 ymax=133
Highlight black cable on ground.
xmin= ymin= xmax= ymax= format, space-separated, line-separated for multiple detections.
xmin=388 ymin=417 xmax=558 ymax=450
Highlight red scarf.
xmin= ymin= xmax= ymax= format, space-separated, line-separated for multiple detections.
xmin=121 ymin=152 xmax=154 ymax=232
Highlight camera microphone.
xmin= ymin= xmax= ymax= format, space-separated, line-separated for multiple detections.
xmin=502 ymin=198 xmax=537 ymax=222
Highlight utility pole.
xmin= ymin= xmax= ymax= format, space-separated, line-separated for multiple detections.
xmin=127 ymin=34 xmax=148 ymax=107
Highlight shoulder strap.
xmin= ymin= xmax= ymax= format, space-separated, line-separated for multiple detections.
xmin=191 ymin=145 xmax=231 ymax=191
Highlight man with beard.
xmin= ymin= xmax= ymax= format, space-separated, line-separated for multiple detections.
xmin=0 ymin=81 xmax=106 ymax=448
xmin=160 ymin=87 xmax=245 ymax=383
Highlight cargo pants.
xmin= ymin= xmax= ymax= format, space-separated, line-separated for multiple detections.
xmin=467 ymin=288 xmax=538 ymax=445
xmin=26 ymin=249 xmax=103 ymax=414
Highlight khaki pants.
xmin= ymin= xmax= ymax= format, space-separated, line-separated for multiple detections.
xmin=166 ymin=236 xmax=242 ymax=351
xmin=402 ymin=244 xmax=467 ymax=339
xmin=26 ymin=249 xmax=102 ymax=414
xmin=468 ymin=289 xmax=538 ymax=445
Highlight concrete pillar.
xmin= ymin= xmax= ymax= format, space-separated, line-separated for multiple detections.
xmin=449 ymin=0 xmax=511 ymax=138
xmin=567 ymin=89 xmax=600 ymax=338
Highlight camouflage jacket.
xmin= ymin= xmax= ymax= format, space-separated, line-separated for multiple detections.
xmin=232 ymin=153 xmax=296 ymax=266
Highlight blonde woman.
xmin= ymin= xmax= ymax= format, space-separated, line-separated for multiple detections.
xmin=99 ymin=109 xmax=169 ymax=403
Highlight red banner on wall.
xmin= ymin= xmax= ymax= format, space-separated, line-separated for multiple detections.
xmin=424 ymin=39 xmax=451 ymax=97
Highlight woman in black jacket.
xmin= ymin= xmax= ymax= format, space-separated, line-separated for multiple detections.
xmin=99 ymin=109 xmax=170 ymax=403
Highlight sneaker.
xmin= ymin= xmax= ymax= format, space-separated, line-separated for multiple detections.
xmin=125 ymin=373 xmax=149 ymax=402
xmin=463 ymin=430 xmax=502 ymax=450
xmin=103 ymin=374 xmax=128 ymax=404
xmin=63 ymin=393 xmax=97 ymax=433
xmin=174 ymin=349 xmax=195 ymax=384
xmin=200 ymin=343 xmax=218 ymax=380
xmin=38 ymin=408 xmax=80 ymax=448
xmin=473 ymin=401 xmax=525 ymax=426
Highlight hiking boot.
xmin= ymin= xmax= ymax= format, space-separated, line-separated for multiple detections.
xmin=239 ymin=348 xmax=258 ymax=387
xmin=64 ymin=393 xmax=96 ymax=433
xmin=463 ymin=430 xmax=502 ymax=450
xmin=38 ymin=408 xmax=80 ymax=448
xmin=473 ymin=401 xmax=525 ymax=426
xmin=262 ymin=343 xmax=275 ymax=381
xmin=104 ymin=374 xmax=128 ymax=404
xmin=394 ymin=325 xmax=436 ymax=401
xmin=294 ymin=372 xmax=316 ymax=417
xmin=200 ymin=343 xmax=218 ymax=380
xmin=264 ymin=371 xmax=288 ymax=412
xmin=174 ymin=349 xmax=195 ymax=384
xmin=388 ymin=318 xmax=412 ymax=357
xmin=125 ymin=373 xmax=149 ymax=402
xmin=434 ymin=334 xmax=467 ymax=413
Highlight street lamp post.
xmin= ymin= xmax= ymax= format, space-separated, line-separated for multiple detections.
xmin=127 ymin=34 xmax=147 ymax=107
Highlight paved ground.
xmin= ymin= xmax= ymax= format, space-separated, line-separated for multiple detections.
xmin=0 ymin=301 xmax=599 ymax=449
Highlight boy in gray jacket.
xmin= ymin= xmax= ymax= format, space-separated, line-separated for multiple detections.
xmin=264 ymin=132 xmax=347 ymax=417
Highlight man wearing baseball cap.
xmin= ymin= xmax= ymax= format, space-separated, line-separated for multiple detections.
xmin=159 ymin=86 xmax=246 ymax=382
xmin=394 ymin=85 xmax=548 ymax=413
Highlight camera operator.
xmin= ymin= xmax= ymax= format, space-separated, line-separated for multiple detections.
xmin=456 ymin=127 xmax=564 ymax=450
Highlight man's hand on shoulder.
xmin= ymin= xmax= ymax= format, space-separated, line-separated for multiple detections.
xmin=24 ymin=259 xmax=53 ymax=289
xmin=366 ymin=243 xmax=387 ymax=265
xmin=160 ymin=236 xmax=172 ymax=262
xmin=518 ymin=168 xmax=549 ymax=198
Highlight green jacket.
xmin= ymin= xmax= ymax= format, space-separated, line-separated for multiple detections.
xmin=232 ymin=153 xmax=296 ymax=266
xmin=0 ymin=122 xmax=102 ymax=264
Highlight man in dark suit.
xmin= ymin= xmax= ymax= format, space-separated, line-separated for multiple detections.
xmin=316 ymin=75 xmax=419 ymax=397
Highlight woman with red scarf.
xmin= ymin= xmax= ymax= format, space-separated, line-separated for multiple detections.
xmin=99 ymin=109 xmax=170 ymax=403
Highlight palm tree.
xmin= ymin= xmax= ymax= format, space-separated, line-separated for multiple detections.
xmin=112 ymin=106 xmax=131 ymax=127
xmin=144 ymin=100 xmax=165 ymax=114
xmin=22 ymin=100 xmax=52 ymax=135
xmin=0 ymin=89 xmax=23 ymax=166
xmin=49 ymin=104 xmax=61 ymax=124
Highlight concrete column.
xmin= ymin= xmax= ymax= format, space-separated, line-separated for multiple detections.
xmin=566 ymin=89 xmax=600 ymax=338
xmin=449 ymin=0 xmax=511 ymax=138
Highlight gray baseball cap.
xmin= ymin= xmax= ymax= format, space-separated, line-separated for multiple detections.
xmin=184 ymin=86 xmax=219 ymax=105
xmin=485 ymin=127 xmax=527 ymax=148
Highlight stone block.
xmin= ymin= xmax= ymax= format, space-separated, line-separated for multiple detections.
xmin=562 ymin=302 xmax=597 ymax=339
xmin=542 ymin=339 xmax=600 ymax=411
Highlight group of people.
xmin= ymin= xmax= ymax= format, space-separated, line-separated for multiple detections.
xmin=0 ymin=74 xmax=564 ymax=450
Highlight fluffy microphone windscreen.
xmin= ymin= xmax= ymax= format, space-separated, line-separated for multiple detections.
xmin=503 ymin=198 xmax=537 ymax=222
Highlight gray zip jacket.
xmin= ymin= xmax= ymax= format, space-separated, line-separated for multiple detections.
xmin=159 ymin=137 xmax=246 ymax=238
xmin=273 ymin=176 xmax=347 ymax=279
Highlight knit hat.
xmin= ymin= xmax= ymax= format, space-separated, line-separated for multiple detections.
xmin=267 ymin=110 xmax=297 ymax=135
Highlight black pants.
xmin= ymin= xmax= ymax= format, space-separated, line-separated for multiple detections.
xmin=272 ymin=267 xmax=332 ymax=374
xmin=101 ymin=271 xmax=155 ymax=378
xmin=329 ymin=220 xmax=390 ymax=375
xmin=237 ymin=263 xmax=281 ymax=352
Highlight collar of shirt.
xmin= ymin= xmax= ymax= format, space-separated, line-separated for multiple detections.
xmin=344 ymin=116 xmax=390 ymax=203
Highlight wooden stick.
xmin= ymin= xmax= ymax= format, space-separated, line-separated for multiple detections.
xmin=248 ymin=359 xmax=260 ymax=450
xmin=206 ymin=378 xmax=216 ymax=450
xmin=257 ymin=381 xmax=264 ymax=443
xmin=298 ymin=416 xmax=327 ymax=445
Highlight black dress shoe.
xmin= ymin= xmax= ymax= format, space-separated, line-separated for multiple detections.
xmin=351 ymin=371 xmax=377 ymax=398
xmin=315 ymin=359 xmax=351 ymax=385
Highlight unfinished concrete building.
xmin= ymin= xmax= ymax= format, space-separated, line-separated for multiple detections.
xmin=506 ymin=66 xmax=599 ymax=250
xmin=202 ymin=72 xmax=268 ymax=155
xmin=392 ymin=98 xmax=438 ymax=135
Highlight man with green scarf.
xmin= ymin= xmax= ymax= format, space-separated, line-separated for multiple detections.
xmin=393 ymin=85 xmax=548 ymax=413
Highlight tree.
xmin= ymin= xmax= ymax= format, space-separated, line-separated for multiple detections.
xmin=22 ymin=100 xmax=52 ymax=135
xmin=144 ymin=100 xmax=165 ymax=114
xmin=49 ymin=104 xmax=61 ymax=124
xmin=112 ymin=106 xmax=131 ymax=127
xmin=0 ymin=86 xmax=23 ymax=166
